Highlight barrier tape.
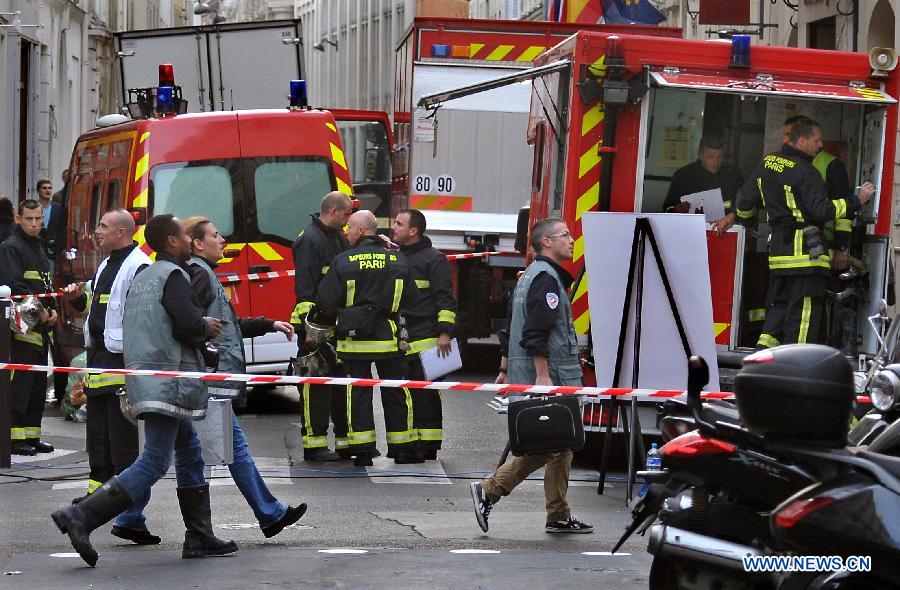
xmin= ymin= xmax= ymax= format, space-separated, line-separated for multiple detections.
xmin=445 ymin=252 xmax=498 ymax=261
xmin=0 ymin=362 xmax=873 ymax=404
xmin=0 ymin=362 xmax=728 ymax=398
xmin=8 ymin=291 xmax=66 ymax=301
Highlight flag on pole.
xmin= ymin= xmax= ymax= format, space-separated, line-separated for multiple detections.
xmin=548 ymin=0 xmax=604 ymax=24
xmin=601 ymin=0 xmax=666 ymax=25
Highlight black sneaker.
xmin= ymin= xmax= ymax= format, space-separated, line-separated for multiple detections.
xmin=545 ymin=516 xmax=594 ymax=534
xmin=470 ymin=482 xmax=492 ymax=533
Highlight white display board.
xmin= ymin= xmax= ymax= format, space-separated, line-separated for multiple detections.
xmin=583 ymin=212 xmax=720 ymax=391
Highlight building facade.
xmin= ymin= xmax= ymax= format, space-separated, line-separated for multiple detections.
xmin=0 ymin=0 xmax=189 ymax=203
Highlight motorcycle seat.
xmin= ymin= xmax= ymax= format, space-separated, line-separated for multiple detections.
xmin=854 ymin=450 xmax=900 ymax=480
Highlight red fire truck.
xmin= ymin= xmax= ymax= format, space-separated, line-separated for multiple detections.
xmin=54 ymin=70 xmax=387 ymax=376
xmin=419 ymin=31 xmax=898 ymax=433
xmin=391 ymin=18 xmax=680 ymax=343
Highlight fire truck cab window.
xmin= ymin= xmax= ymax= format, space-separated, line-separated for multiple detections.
xmin=253 ymin=159 xmax=333 ymax=242
xmin=339 ymin=121 xmax=391 ymax=185
xmin=150 ymin=162 xmax=236 ymax=236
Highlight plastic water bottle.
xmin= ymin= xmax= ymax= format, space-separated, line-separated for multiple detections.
xmin=646 ymin=442 xmax=662 ymax=471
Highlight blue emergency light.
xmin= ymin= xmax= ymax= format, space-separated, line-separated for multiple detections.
xmin=290 ymin=79 xmax=308 ymax=108
xmin=431 ymin=44 xmax=451 ymax=58
xmin=730 ymin=35 xmax=751 ymax=68
xmin=156 ymin=85 xmax=174 ymax=113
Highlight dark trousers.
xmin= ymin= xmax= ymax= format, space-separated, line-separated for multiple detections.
xmin=406 ymin=356 xmax=443 ymax=451
xmin=757 ymin=274 xmax=826 ymax=349
xmin=342 ymin=357 xmax=417 ymax=456
xmin=85 ymin=390 xmax=140 ymax=492
xmin=10 ymin=344 xmax=47 ymax=443
xmin=298 ymin=382 xmax=348 ymax=453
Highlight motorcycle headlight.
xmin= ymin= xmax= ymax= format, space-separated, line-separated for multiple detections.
xmin=869 ymin=370 xmax=900 ymax=411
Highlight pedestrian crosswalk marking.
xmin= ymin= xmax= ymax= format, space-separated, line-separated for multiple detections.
xmin=13 ymin=448 xmax=77 ymax=463
xmin=366 ymin=456 xmax=452 ymax=484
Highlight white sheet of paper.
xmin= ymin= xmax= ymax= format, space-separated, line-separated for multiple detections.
xmin=419 ymin=338 xmax=463 ymax=380
xmin=681 ymin=188 xmax=726 ymax=222
xmin=582 ymin=212 xmax=720 ymax=391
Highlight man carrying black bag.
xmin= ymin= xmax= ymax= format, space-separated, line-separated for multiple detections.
xmin=470 ymin=218 xmax=593 ymax=535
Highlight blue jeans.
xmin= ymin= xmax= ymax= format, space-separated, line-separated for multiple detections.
xmin=228 ymin=411 xmax=287 ymax=527
xmin=117 ymin=413 xmax=206 ymax=504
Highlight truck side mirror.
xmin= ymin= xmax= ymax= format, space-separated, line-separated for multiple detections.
xmin=514 ymin=206 xmax=530 ymax=254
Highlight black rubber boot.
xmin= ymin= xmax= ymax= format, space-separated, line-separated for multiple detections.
xmin=176 ymin=483 xmax=238 ymax=559
xmin=51 ymin=476 xmax=133 ymax=567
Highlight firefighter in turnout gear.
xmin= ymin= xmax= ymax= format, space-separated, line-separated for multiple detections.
xmin=315 ymin=210 xmax=420 ymax=467
xmin=62 ymin=209 xmax=159 ymax=545
xmin=0 ymin=199 xmax=57 ymax=456
xmin=392 ymin=209 xmax=457 ymax=461
xmin=291 ymin=191 xmax=353 ymax=462
xmin=722 ymin=117 xmax=874 ymax=348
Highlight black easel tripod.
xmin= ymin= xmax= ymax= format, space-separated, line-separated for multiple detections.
xmin=596 ymin=216 xmax=693 ymax=503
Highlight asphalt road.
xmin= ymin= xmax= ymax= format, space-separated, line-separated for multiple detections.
xmin=0 ymin=355 xmax=651 ymax=589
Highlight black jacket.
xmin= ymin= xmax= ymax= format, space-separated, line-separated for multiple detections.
xmin=40 ymin=201 xmax=66 ymax=259
xmin=316 ymin=235 xmax=415 ymax=360
xmin=0 ymin=226 xmax=54 ymax=350
xmin=664 ymin=160 xmax=744 ymax=213
xmin=399 ymin=235 xmax=457 ymax=351
xmin=735 ymin=144 xmax=859 ymax=276
xmin=291 ymin=213 xmax=349 ymax=325
xmin=189 ymin=256 xmax=276 ymax=338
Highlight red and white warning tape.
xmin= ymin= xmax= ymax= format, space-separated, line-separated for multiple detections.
xmin=7 ymin=291 xmax=66 ymax=301
xmin=0 ymin=362 xmax=737 ymax=399
xmin=445 ymin=251 xmax=498 ymax=261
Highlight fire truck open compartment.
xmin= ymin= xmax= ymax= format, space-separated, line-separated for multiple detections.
xmin=637 ymin=81 xmax=893 ymax=356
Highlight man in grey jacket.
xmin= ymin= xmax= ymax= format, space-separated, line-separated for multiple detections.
xmin=469 ymin=218 xmax=594 ymax=535
xmin=51 ymin=214 xmax=236 ymax=567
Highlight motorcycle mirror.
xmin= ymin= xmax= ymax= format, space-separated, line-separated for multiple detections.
xmin=687 ymin=355 xmax=709 ymax=394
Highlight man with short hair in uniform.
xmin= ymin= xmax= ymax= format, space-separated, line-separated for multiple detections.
xmin=392 ymin=208 xmax=457 ymax=460
xmin=469 ymin=218 xmax=593 ymax=535
xmin=663 ymin=136 xmax=743 ymax=215
xmin=0 ymin=199 xmax=57 ymax=456
xmin=291 ymin=191 xmax=353 ymax=462
xmin=315 ymin=210 xmax=420 ymax=466
xmin=718 ymin=117 xmax=874 ymax=348
xmin=62 ymin=209 xmax=159 ymax=545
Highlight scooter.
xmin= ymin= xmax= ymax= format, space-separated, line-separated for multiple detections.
xmin=613 ymin=357 xmax=820 ymax=588
xmin=766 ymin=430 xmax=900 ymax=588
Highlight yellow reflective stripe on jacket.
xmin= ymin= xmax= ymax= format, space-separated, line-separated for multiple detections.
xmin=98 ymin=294 xmax=111 ymax=304
xmin=768 ymin=254 xmax=832 ymax=270
xmin=87 ymin=479 xmax=103 ymax=494
xmin=784 ymin=185 xmax=805 ymax=224
xmin=736 ymin=182 xmax=760 ymax=219
xmin=437 ymin=309 xmax=456 ymax=325
xmin=23 ymin=270 xmax=42 ymax=280
xmin=812 ymin=150 xmax=836 ymax=180
xmin=346 ymin=279 xmax=356 ymax=307
xmin=337 ymin=339 xmax=399 ymax=354
xmin=415 ymin=280 xmax=430 ymax=289
xmin=86 ymin=372 xmax=126 ymax=389
xmin=406 ymin=337 xmax=438 ymax=355
xmin=290 ymin=301 xmax=314 ymax=324
xmin=387 ymin=430 xmax=419 ymax=444
xmin=13 ymin=332 xmax=43 ymax=346
xmin=757 ymin=333 xmax=781 ymax=349
xmin=321 ymin=265 xmax=329 ymax=275
xmin=831 ymin=199 xmax=847 ymax=219
xmin=24 ymin=426 xmax=41 ymax=438
xmin=835 ymin=218 xmax=852 ymax=232
xmin=747 ymin=308 xmax=766 ymax=322
xmin=793 ymin=229 xmax=803 ymax=257
xmin=391 ymin=279 xmax=403 ymax=313
xmin=302 ymin=435 xmax=329 ymax=449
xmin=10 ymin=427 xmax=26 ymax=441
